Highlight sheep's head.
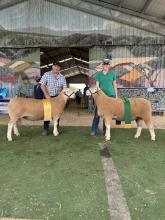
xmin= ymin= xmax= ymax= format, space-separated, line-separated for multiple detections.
xmin=86 ymin=85 xmax=100 ymax=96
xmin=62 ymin=88 xmax=75 ymax=99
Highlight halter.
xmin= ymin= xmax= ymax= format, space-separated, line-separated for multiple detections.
xmin=88 ymin=88 xmax=101 ymax=95
xmin=64 ymin=91 xmax=75 ymax=98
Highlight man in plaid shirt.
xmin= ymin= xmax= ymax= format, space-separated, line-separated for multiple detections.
xmin=40 ymin=62 xmax=67 ymax=135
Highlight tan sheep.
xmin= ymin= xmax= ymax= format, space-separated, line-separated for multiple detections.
xmin=7 ymin=88 xmax=75 ymax=141
xmin=87 ymin=86 xmax=156 ymax=141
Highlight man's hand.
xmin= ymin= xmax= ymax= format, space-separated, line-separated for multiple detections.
xmin=45 ymin=94 xmax=51 ymax=99
xmin=40 ymin=84 xmax=50 ymax=99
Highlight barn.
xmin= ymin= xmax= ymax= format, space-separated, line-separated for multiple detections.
xmin=0 ymin=1 xmax=165 ymax=219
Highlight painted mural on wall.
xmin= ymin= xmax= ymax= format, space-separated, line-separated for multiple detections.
xmin=0 ymin=48 xmax=40 ymax=99
xmin=1 ymin=31 xmax=164 ymax=47
xmin=89 ymin=46 xmax=165 ymax=111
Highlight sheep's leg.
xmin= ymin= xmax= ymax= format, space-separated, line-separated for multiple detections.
xmin=7 ymin=122 xmax=13 ymax=141
xmin=148 ymin=125 xmax=155 ymax=141
xmin=53 ymin=119 xmax=59 ymax=137
xmin=134 ymin=118 xmax=143 ymax=139
xmin=150 ymin=127 xmax=155 ymax=141
xmin=146 ymin=123 xmax=155 ymax=141
xmin=14 ymin=124 xmax=20 ymax=136
xmin=105 ymin=124 xmax=111 ymax=141
xmin=105 ymin=117 xmax=112 ymax=141
xmin=144 ymin=117 xmax=156 ymax=141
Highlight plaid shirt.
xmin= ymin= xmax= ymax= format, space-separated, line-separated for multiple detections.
xmin=40 ymin=71 xmax=67 ymax=96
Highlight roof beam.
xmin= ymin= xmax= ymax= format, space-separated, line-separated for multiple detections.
xmin=41 ymin=48 xmax=55 ymax=63
xmin=82 ymin=0 xmax=165 ymax=26
xmin=68 ymin=47 xmax=81 ymax=75
xmin=47 ymin=0 xmax=165 ymax=36
xmin=140 ymin=0 xmax=153 ymax=13
xmin=119 ymin=0 xmax=124 ymax=7
xmin=0 ymin=0 xmax=28 ymax=10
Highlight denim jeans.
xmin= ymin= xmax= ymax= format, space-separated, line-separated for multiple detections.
xmin=88 ymin=99 xmax=94 ymax=113
xmin=91 ymin=107 xmax=106 ymax=134
xmin=44 ymin=119 xmax=60 ymax=131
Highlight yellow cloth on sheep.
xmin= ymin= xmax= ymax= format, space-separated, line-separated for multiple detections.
xmin=42 ymin=99 xmax=52 ymax=121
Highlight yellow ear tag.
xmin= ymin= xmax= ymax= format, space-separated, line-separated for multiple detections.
xmin=42 ymin=99 xmax=52 ymax=121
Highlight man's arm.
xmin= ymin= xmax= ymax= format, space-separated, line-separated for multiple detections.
xmin=113 ymin=80 xmax=118 ymax=98
xmin=96 ymin=81 xmax=99 ymax=88
xmin=39 ymin=73 xmax=50 ymax=99
xmin=40 ymin=84 xmax=50 ymax=99
xmin=62 ymin=77 xmax=67 ymax=89
xmin=95 ymin=72 xmax=100 ymax=89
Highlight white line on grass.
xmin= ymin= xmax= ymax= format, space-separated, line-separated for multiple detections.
xmin=99 ymin=143 xmax=131 ymax=220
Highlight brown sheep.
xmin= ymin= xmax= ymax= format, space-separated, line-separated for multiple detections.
xmin=87 ymin=86 xmax=156 ymax=141
xmin=7 ymin=88 xmax=75 ymax=141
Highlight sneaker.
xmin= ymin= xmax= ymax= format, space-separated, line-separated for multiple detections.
xmin=90 ymin=132 xmax=96 ymax=136
xmin=42 ymin=129 xmax=49 ymax=136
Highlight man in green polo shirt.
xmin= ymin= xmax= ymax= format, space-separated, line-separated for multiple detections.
xmin=91 ymin=58 xmax=120 ymax=135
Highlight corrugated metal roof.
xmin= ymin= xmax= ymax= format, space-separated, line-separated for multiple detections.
xmin=0 ymin=0 xmax=164 ymax=38
xmin=40 ymin=47 xmax=89 ymax=77
xmin=99 ymin=0 xmax=165 ymax=20
xmin=0 ymin=0 xmax=164 ymax=21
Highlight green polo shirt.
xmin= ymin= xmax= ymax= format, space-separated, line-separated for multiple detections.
xmin=95 ymin=70 xmax=116 ymax=97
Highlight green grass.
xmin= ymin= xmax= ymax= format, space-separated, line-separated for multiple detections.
xmin=0 ymin=126 xmax=109 ymax=220
xmin=1 ymin=126 xmax=165 ymax=220
xmin=108 ymin=129 xmax=165 ymax=220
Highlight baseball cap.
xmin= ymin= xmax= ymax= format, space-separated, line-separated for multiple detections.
xmin=102 ymin=58 xmax=111 ymax=65
xmin=52 ymin=61 xmax=61 ymax=67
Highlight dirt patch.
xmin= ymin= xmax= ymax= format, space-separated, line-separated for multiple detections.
xmin=1 ymin=109 xmax=165 ymax=128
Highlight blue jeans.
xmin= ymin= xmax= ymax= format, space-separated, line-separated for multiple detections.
xmin=44 ymin=119 xmax=60 ymax=131
xmin=88 ymin=99 xmax=94 ymax=113
xmin=91 ymin=107 xmax=106 ymax=134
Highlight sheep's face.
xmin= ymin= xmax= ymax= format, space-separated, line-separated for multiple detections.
xmin=86 ymin=86 xmax=99 ymax=96
xmin=63 ymin=88 xmax=75 ymax=99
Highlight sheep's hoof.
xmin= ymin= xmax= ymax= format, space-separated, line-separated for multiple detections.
xmin=53 ymin=132 xmax=59 ymax=137
xmin=134 ymin=134 xmax=140 ymax=139
xmin=151 ymin=137 xmax=156 ymax=141
xmin=105 ymin=137 xmax=111 ymax=142
xmin=15 ymin=133 xmax=20 ymax=136
xmin=7 ymin=138 xmax=12 ymax=142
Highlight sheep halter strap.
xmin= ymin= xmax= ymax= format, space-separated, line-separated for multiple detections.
xmin=123 ymin=98 xmax=132 ymax=128
xmin=42 ymin=99 xmax=52 ymax=121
